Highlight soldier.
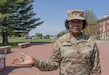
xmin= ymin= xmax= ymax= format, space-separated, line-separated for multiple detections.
xmin=10 ymin=10 xmax=101 ymax=75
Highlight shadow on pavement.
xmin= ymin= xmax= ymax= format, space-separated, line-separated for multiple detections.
xmin=0 ymin=66 xmax=32 ymax=75
xmin=31 ymin=42 xmax=54 ymax=45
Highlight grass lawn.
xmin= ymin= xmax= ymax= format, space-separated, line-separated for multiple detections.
xmin=99 ymin=38 xmax=109 ymax=41
xmin=0 ymin=39 xmax=56 ymax=48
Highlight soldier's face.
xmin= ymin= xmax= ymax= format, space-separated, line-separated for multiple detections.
xmin=68 ymin=19 xmax=83 ymax=34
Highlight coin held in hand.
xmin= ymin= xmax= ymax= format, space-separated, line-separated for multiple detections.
xmin=19 ymin=57 xmax=24 ymax=62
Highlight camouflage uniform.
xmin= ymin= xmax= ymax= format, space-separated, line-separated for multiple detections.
xmin=34 ymin=32 xmax=101 ymax=75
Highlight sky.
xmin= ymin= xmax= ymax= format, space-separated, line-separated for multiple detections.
xmin=29 ymin=0 xmax=109 ymax=36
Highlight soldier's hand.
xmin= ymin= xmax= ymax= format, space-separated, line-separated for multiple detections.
xmin=9 ymin=52 xmax=35 ymax=66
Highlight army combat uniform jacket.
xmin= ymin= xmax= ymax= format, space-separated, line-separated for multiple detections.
xmin=34 ymin=32 xmax=101 ymax=75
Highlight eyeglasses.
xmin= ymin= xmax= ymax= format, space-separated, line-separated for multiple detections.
xmin=68 ymin=20 xmax=82 ymax=25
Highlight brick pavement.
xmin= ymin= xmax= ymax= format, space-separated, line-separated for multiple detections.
xmin=97 ymin=41 xmax=109 ymax=75
xmin=0 ymin=41 xmax=109 ymax=75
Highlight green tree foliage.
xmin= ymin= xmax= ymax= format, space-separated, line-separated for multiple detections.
xmin=57 ymin=30 xmax=67 ymax=38
xmin=45 ymin=34 xmax=49 ymax=39
xmin=0 ymin=0 xmax=43 ymax=44
xmin=14 ymin=0 xmax=43 ymax=32
xmin=83 ymin=10 xmax=98 ymax=35
xmin=36 ymin=33 xmax=43 ymax=39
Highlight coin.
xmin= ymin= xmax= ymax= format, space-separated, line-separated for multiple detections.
xmin=19 ymin=57 xmax=24 ymax=62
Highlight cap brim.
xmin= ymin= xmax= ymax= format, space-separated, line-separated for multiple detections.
xmin=67 ymin=16 xmax=85 ymax=20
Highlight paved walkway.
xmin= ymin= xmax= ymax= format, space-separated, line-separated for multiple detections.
xmin=0 ymin=41 xmax=109 ymax=75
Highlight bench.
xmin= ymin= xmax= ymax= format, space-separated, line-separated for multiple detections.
xmin=0 ymin=46 xmax=11 ymax=54
xmin=18 ymin=42 xmax=31 ymax=48
xmin=0 ymin=54 xmax=6 ymax=71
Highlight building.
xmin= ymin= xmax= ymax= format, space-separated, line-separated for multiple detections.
xmin=94 ymin=15 xmax=109 ymax=39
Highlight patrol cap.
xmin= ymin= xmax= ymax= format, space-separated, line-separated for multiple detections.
xmin=67 ymin=10 xmax=85 ymax=20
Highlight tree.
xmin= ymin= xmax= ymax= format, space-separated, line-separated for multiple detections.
xmin=14 ymin=0 xmax=43 ymax=32
xmin=45 ymin=34 xmax=50 ymax=39
xmin=0 ymin=0 xmax=18 ymax=44
xmin=83 ymin=10 xmax=98 ymax=35
xmin=36 ymin=33 xmax=43 ymax=39
xmin=0 ymin=0 xmax=43 ymax=44
xmin=57 ymin=30 xmax=67 ymax=38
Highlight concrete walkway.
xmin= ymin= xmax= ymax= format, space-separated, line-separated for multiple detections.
xmin=0 ymin=41 xmax=109 ymax=75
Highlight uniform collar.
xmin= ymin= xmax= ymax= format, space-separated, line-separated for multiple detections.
xmin=66 ymin=32 xmax=89 ymax=44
